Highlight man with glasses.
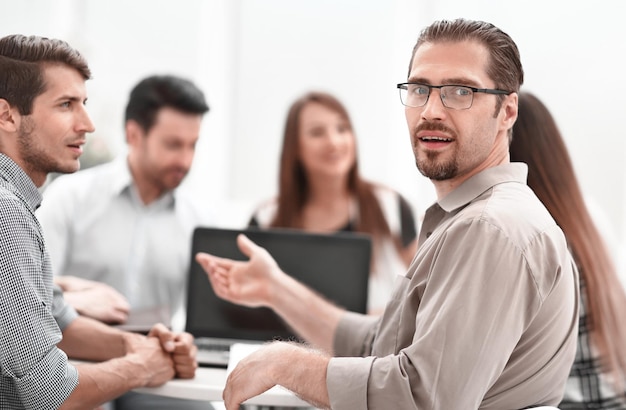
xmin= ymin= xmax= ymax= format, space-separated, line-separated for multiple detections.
xmin=196 ymin=18 xmax=579 ymax=409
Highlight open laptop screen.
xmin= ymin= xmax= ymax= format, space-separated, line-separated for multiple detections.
xmin=185 ymin=227 xmax=371 ymax=342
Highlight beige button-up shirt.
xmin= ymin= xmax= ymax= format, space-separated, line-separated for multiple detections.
xmin=327 ymin=163 xmax=579 ymax=409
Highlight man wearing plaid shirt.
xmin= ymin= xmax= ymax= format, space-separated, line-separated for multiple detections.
xmin=0 ymin=34 xmax=197 ymax=409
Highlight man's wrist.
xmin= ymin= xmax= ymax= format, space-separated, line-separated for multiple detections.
xmin=111 ymin=354 xmax=151 ymax=389
xmin=269 ymin=343 xmax=330 ymax=408
xmin=121 ymin=331 xmax=145 ymax=356
xmin=268 ymin=270 xmax=298 ymax=311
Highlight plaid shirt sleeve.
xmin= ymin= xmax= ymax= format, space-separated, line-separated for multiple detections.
xmin=0 ymin=192 xmax=79 ymax=409
xmin=52 ymin=283 xmax=79 ymax=331
xmin=560 ymin=275 xmax=626 ymax=409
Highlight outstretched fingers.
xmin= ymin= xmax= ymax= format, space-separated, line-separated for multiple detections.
xmin=196 ymin=252 xmax=237 ymax=299
xmin=195 ymin=252 xmax=233 ymax=272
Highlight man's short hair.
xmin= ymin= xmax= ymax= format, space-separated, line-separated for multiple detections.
xmin=0 ymin=34 xmax=91 ymax=115
xmin=124 ymin=75 xmax=210 ymax=133
xmin=409 ymin=18 xmax=524 ymax=94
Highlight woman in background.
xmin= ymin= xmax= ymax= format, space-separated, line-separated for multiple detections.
xmin=249 ymin=91 xmax=418 ymax=315
xmin=511 ymin=91 xmax=626 ymax=409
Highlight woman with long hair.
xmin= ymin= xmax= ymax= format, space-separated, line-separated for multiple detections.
xmin=511 ymin=91 xmax=626 ymax=408
xmin=249 ymin=91 xmax=419 ymax=315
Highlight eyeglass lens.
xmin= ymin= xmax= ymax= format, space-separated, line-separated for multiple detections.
xmin=400 ymin=84 xmax=474 ymax=109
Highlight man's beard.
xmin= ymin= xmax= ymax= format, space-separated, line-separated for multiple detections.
xmin=17 ymin=117 xmax=75 ymax=175
xmin=18 ymin=118 xmax=49 ymax=169
xmin=416 ymin=150 xmax=458 ymax=181
xmin=413 ymin=121 xmax=458 ymax=181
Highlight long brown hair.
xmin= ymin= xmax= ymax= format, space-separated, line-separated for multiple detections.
xmin=271 ymin=91 xmax=393 ymax=242
xmin=511 ymin=91 xmax=626 ymax=386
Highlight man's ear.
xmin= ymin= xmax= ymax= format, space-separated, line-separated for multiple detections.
xmin=125 ymin=119 xmax=144 ymax=147
xmin=0 ymin=99 xmax=19 ymax=133
xmin=502 ymin=92 xmax=519 ymax=130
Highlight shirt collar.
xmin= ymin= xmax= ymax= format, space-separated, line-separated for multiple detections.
xmin=0 ymin=153 xmax=43 ymax=211
xmin=111 ymin=156 xmax=176 ymax=209
xmin=437 ymin=162 xmax=528 ymax=213
xmin=109 ymin=157 xmax=134 ymax=196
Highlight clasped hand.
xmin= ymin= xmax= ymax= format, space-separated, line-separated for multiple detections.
xmin=146 ymin=323 xmax=198 ymax=379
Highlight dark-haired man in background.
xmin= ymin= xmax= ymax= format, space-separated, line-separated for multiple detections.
xmin=37 ymin=74 xmax=214 ymax=409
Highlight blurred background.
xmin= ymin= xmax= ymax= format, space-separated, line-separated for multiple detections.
xmin=2 ymin=0 xmax=624 ymax=278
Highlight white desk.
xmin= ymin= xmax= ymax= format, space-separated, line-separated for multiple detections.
xmin=133 ymin=366 xmax=311 ymax=407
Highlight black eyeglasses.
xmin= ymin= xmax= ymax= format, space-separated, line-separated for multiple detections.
xmin=397 ymin=82 xmax=512 ymax=110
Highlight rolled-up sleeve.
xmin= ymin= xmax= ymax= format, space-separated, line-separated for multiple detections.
xmin=11 ymin=348 xmax=78 ymax=409
xmin=333 ymin=311 xmax=379 ymax=357
xmin=52 ymin=284 xmax=78 ymax=330
xmin=327 ymin=356 xmax=375 ymax=409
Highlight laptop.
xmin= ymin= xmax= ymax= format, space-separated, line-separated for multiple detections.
xmin=185 ymin=226 xmax=372 ymax=367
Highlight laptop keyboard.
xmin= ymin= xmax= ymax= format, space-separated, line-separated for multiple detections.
xmin=195 ymin=338 xmax=231 ymax=352
xmin=194 ymin=338 xmax=232 ymax=367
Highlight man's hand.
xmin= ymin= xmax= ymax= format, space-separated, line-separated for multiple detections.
xmin=197 ymin=233 xmax=346 ymax=353
xmin=195 ymin=234 xmax=284 ymax=308
xmin=223 ymin=342 xmax=290 ymax=408
xmin=148 ymin=323 xmax=198 ymax=379
xmin=124 ymin=333 xmax=176 ymax=387
xmin=223 ymin=341 xmax=330 ymax=410
xmin=55 ymin=276 xmax=130 ymax=324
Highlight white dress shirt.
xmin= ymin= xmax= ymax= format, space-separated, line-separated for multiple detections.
xmin=36 ymin=157 xmax=214 ymax=329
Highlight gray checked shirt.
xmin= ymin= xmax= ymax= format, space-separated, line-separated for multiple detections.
xmin=0 ymin=153 xmax=79 ymax=409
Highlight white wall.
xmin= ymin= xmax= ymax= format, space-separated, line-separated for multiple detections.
xmin=2 ymin=0 xmax=625 ymax=257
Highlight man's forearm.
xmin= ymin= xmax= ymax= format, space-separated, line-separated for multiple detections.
xmin=279 ymin=347 xmax=331 ymax=409
xmin=58 ymin=316 xmax=131 ymax=361
xmin=58 ymin=323 xmax=177 ymax=409
xmin=270 ymin=273 xmax=344 ymax=353
xmin=59 ymin=356 xmax=147 ymax=410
